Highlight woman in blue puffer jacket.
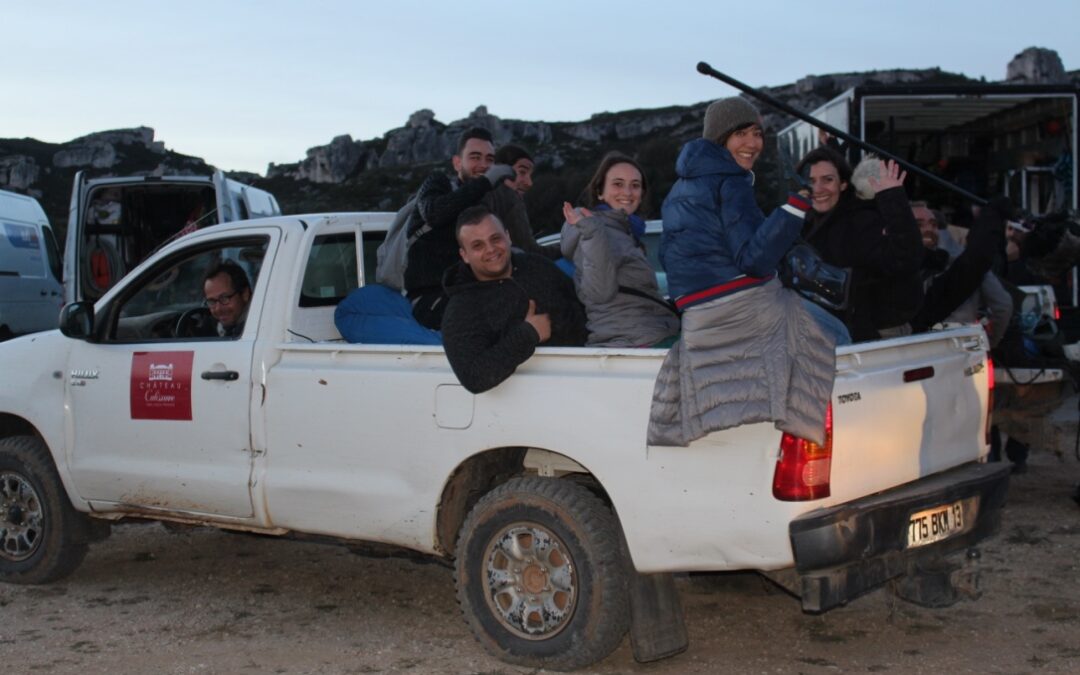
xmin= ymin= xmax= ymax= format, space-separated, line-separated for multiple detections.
xmin=648 ymin=97 xmax=848 ymax=448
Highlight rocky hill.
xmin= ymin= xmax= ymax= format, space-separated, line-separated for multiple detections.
xmin=4 ymin=47 xmax=1076 ymax=242
xmin=254 ymin=65 xmax=981 ymax=233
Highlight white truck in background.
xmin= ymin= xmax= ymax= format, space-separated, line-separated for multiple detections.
xmin=63 ymin=170 xmax=280 ymax=305
xmin=0 ymin=189 xmax=63 ymax=339
xmin=0 ymin=213 xmax=1010 ymax=670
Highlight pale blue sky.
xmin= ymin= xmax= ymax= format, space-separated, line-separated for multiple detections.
xmin=7 ymin=0 xmax=1078 ymax=174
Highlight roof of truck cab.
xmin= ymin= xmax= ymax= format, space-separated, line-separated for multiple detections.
xmin=290 ymin=212 xmax=396 ymax=232
xmin=177 ymin=212 xmax=396 ymax=233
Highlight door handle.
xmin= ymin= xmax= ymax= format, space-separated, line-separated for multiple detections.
xmin=201 ymin=370 xmax=239 ymax=381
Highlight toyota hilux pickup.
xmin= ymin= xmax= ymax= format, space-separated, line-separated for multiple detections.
xmin=0 ymin=212 xmax=1009 ymax=671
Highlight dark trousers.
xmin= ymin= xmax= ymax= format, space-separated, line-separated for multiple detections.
xmin=989 ymin=425 xmax=1029 ymax=470
xmin=411 ymin=290 xmax=448 ymax=330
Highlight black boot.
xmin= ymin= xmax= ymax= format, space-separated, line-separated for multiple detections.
xmin=1004 ymin=436 xmax=1029 ymax=474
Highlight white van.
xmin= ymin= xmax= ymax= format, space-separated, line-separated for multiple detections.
xmin=63 ymin=170 xmax=281 ymax=304
xmin=0 ymin=190 xmax=63 ymax=340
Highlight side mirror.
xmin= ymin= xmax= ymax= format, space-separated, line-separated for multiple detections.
xmin=59 ymin=302 xmax=94 ymax=339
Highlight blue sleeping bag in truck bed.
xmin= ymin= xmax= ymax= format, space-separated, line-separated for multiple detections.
xmin=335 ymin=284 xmax=442 ymax=345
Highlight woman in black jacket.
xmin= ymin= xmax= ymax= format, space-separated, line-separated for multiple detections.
xmin=797 ymin=147 xmax=924 ymax=342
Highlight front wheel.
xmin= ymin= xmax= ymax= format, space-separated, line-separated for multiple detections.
xmin=454 ymin=476 xmax=629 ymax=671
xmin=0 ymin=436 xmax=91 ymax=584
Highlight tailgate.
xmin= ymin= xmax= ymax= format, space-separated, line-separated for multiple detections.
xmin=827 ymin=327 xmax=991 ymax=505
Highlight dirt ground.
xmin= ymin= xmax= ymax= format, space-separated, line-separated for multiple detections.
xmin=2 ymin=406 xmax=1079 ymax=674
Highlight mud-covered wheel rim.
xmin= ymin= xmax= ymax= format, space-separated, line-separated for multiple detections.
xmin=0 ymin=470 xmax=44 ymax=562
xmin=481 ymin=523 xmax=577 ymax=640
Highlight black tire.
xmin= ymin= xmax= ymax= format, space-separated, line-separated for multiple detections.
xmin=454 ymin=476 xmax=629 ymax=671
xmin=0 ymin=435 xmax=91 ymax=584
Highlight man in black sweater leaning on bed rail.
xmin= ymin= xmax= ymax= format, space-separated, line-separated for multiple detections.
xmin=440 ymin=206 xmax=586 ymax=394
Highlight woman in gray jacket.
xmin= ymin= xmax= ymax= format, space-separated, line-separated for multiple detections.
xmin=561 ymin=152 xmax=679 ymax=347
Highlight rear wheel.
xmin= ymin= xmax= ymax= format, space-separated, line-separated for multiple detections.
xmin=0 ymin=436 xmax=91 ymax=584
xmin=454 ymin=476 xmax=629 ymax=671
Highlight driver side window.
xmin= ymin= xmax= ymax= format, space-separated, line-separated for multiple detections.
xmin=108 ymin=237 xmax=268 ymax=342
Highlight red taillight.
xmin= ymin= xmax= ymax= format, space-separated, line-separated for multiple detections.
xmin=1054 ymin=304 xmax=1061 ymax=321
xmin=773 ymin=405 xmax=832 ymax=501
xmin=985 ymin=355 xmax=994 ymax=445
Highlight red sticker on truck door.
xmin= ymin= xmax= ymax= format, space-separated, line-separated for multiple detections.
xmin=130 ymin=351 xmax=194 ymax=420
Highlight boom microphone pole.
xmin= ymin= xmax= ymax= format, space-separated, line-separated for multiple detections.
xmin=696 ymin=61 xmax=989 ymax=207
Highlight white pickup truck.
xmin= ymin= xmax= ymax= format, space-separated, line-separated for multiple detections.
xmin=0 ymin=213 xmax=1009 ymax=670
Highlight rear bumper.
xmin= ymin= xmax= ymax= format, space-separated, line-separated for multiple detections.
xmin=787 ymin=461 xmax=1011 ymax=612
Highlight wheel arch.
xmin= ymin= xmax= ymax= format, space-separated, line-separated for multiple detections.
xmin=0 ymin=413 xmax=42 ymax=443
xmin=434 ymin=446 xmax=615 ymax=557
xmin=0 ymin=413 xmax=90 ymax=515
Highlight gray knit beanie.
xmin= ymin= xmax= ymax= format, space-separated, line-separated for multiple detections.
xmin=702 ymin=97 xmax=761 ymax=144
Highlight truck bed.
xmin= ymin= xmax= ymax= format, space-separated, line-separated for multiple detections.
xmin=261 ymin=325 xmax=991 ymax=573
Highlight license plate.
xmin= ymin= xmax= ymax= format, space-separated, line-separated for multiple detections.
xmin=907 ymin=501 xmax=965 ymax=548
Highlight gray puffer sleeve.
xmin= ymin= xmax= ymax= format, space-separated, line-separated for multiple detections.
xmin=569 ymin=216 xmax=620 ymax=305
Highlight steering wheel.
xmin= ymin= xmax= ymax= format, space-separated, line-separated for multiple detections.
xmin=175 ymin=306 xmax=214 ymax=338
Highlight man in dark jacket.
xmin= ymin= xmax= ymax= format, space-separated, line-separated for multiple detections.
xmin=909 ymin=198 xmax=1010 ymax=332
xmin=487 ymin=144 xmax=562 ymax=261
xmin=405 ymin=127 xmax=515 ymax=329
xmin=494 ymin=143 xmax=534 ymax=197
xmin=441 ymin=206 xmax=587 ymax=394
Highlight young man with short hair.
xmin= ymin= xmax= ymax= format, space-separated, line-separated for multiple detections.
xmin=494 ymin=144 xmax=534 ymax=196
xmin=440 ymin=206 xmax=586 ymax=394
xmin=485 ymin=142 xmax=561 ymax=262
xmin=405 ymin=127 xmax=515 ymax=329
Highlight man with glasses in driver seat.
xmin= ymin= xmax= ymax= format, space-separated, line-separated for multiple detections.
xmin=202 ymin=260 xmax=252 ymax=337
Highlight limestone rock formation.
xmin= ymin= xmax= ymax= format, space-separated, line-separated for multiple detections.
xmin=51 ymin=126 xmax=165 ymax=169
xmin=269 ymin=105 xmax=559 ymax=181
xmin=53 ymin=141 xmax=117 ymax=169
xmin=300 ymin=135 xmax=364 ymax=183
xmin=1007 ymin=47 xmax=1068 ymax=84
xmin=71 ymin=126 xmax=163 ymax=151
xmin=0 ymin=155 xmax=40 ymax=191
xmin=379 ymin=111 xmax=449 ymax=168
